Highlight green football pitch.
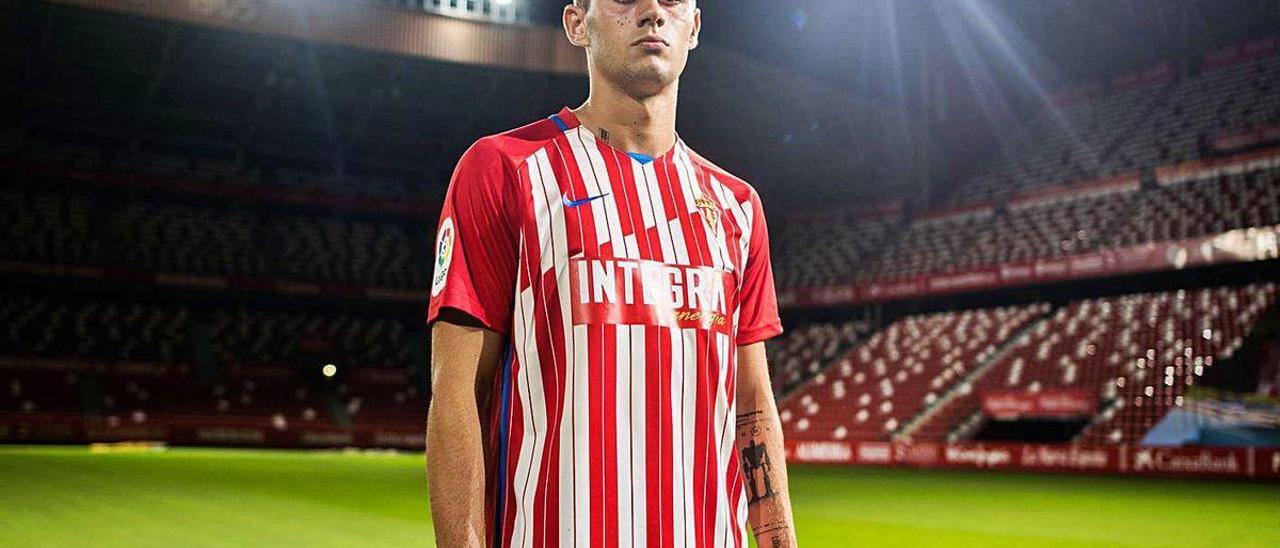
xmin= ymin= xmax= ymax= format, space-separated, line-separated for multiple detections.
xmin=1 ymin=445 xmax=1276 ymax=547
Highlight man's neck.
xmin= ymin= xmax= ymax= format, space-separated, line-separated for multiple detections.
xmin=571 ymin=77 xmax=678 ymax=158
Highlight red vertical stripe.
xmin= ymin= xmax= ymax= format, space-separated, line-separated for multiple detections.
xmin=588 ymin=324 xmax=606 ymax=548
xmin=600 ymin=324 xmax=620 ymax=546
xmin=517 ymin=161 xmax=568 ymax=548
xmin=501 ymin=368 xmax=525 ymax=548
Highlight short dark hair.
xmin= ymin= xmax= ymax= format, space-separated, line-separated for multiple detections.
xmin=574 ymin=0 xmax=589 ymax=12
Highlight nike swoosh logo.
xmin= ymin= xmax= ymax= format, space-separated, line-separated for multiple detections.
xmin=562 ymin=193 xmax=610 ymax=208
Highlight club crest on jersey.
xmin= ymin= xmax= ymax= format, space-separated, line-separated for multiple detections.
xmin=695 ymin=195 xmax=720 ymax=229
xmin=431 ymin=218 xmax=455 ymax=297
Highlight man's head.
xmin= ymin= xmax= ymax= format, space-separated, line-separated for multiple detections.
xmin=564 ymin=0 xmax=701 ymax=99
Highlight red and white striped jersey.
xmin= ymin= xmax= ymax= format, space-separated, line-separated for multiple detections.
xmin=427 ymin=107 xmax=783 ymax=548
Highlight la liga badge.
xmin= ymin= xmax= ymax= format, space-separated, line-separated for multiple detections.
xmin=431 ymin=217 xmax=455 ymax=297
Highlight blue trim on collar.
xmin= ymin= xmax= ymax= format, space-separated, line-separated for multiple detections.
xmin=549 ymin=114 xmax=570 ymax=131
xmin=628 ymin=151 xmax=656 ymax=164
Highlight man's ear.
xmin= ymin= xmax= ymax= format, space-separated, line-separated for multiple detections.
xmin=689 ymin=7 xmax=702 ymax=50
xmin=563 ymin=4 xmax=590 ymax=48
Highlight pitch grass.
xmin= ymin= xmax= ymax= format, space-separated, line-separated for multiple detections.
xmin=0 ymin=446 xmax=1277 ymax=547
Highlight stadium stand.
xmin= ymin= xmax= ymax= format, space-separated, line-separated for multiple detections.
xmin=777 ymin=304 xmax=1048 ymax=442
xmin=208 ymin=306 xmax=414 ymax=371
xmin=780 ymin=283 xmax=1278 ymax=445
xmin=1 ymin=1 xmax=1277 ymax=464
xmin=959 ymin=184 xmax=1139 ymax=266
xmin=766 ymin=319 xmax=872 ymax=396
xmin=1076 ymin=284 xmax=1278 ymax=444
xmin=0 ymin=291 xmax=422 ymax=427
xmin=861 ymin=207 xmax=995 ymax=281
xmin=775 ymin=162 xmax=1280 ymax=291
xmin=772 ymin=45 xmax=1280 ymax=292
xmin=1130 ymin=54 xmax=1280 ymax=168
xmin=1113 ymin=167 xmax=1280 ymax=246
xmin=958 ymin=83 xmax=1164 ymax=205
xmin=953 ymin=53 xmax=1279 ymax=207
xmin=771 ymin=211 xmax=896 ymax=289
xmin=0 ymin=183 xmax=429 ymax=290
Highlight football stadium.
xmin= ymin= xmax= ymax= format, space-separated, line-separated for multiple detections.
xmin=2 ymin=1 xmax=1279 ymax=547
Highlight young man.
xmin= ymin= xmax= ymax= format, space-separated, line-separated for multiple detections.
xmin=425 ymin=1 xmax=796 ymax=546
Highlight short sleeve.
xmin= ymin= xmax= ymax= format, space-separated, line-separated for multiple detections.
xmin=734 ymin=190 xmax=784 ymax=346
xmin=426 ymin=138 xmax=520 ymax=336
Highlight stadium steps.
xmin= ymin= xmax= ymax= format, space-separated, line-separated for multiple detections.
xmin=947 ymin=409 xmax=985 ymax=441
xmin=1072 ymin=399 xmax=1124 ymax=444
xmin=893 ymin=308 xmax=1056 ymax=442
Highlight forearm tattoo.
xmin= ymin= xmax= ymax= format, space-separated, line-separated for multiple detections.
xmin=736 ymin=410 xmax=777 ymax=504
xmin=736 ymin=410 xmax=794 ymax=547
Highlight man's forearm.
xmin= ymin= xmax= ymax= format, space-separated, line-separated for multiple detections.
xmin=736 ymin=404 xmax=797 ymax=547
xmin=426 ymin=318 xmax=504 ymax=548
xmin=426 ymin=393 xmax=488 ymax=547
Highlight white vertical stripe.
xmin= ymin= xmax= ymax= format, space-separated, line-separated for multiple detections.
xmin=629 ymin=325 xmax=648 ymax=547
xmin=535 ymin=150 xmax=571 ymax=283
xmin=735 ymin=488 xmax=749 ymax=548
xmin=614 ymin=325 xmax=633 ymax=545
xmin=529 ymin=155 xmax=555 ymax=274
xmin=737 ymin=199 xmax=754 ymax=268
xmin=559 ymin=365 xmax=576 ymax=546
xmin=656 ymin=157 xmax=692 ymax=267
xmin=669 ymin=145 xmax=730 ymax=548
xmin=556 ymin=138 xmax=595 ymax=547
xmin=574 ymin=129 xmax=638 ymax=259
xmin=667 ymin=219 xmax=691 ymax=265
xmin=712 ymin=332 xmax=731 ymax=548
xmin=633 ymin=161 xmax=656 ymax=229
xmin=681 ymin=329 xmax=698 ymax=548
xmin=530 ymin=149 xmax=578 ymax=546
xmin=704 ymin=177 xmax=738 ymax=274
xmin=668 ymin=326 xmax=688 ymax=548
xmin=710 ymin=177 xmax=753 ymax=276
xmin=624 ymin=235 xmax=640 ymax=261
xmin=571 ymin=323 xmax=591 ymax=547
xmin=509 ymin=281 xmax=528 ymax=548
xmin=672 ymin=148 xmax=700 ymax=216
xmin=659 ymin=171 xmax=694 ymax=545
xmin=673 ymin=147 xmax=726 ymax=271
xmin=512 ymin=283 xmax=547 ymax=548
xmin=639 ymin=162 xmax=677 ymax=263
xmin=565 ymin=132 xmax=611 ymax=247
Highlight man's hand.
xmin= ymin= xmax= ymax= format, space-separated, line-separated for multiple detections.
xmin=426 ymin=311 xmax=505 ymax=548
xmin=736 ymin=341 xmax=798 ymax=547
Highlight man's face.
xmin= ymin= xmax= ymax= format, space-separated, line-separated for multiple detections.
xmin=570 ymin=0 xmax=701 ymax=98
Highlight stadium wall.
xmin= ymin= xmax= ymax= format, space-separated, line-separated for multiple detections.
xmin=4 ymin=414 xmax=1275 ymax=481
xmin=779 ymin=224 xmax=1280 ymax=309
xmin=0 ymin=413 xmax=425 ymax=451
xmin=780 ymin=147 xmax=1280 ymax=309
xmin=785 ymin=440 xmax=1280 ymax=481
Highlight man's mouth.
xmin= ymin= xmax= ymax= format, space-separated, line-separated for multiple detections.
xmin=633 ymin=36 xmax=669 ymax=51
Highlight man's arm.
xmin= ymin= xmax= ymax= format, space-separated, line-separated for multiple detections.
xmin=736 ymin=341 xmax=797 ymax=547
xmin=426 ymin=311 xmax=505 ymax=548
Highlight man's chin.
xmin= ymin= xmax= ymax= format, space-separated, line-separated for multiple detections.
xmin=620 ymin=73 xmax=675 ymax=98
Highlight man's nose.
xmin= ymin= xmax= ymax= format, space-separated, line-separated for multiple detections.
xmin=636 ymin=0 xmax=666 ymax=28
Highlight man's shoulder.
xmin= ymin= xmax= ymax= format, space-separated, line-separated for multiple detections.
xmin=682 ymin=143 xmax=761 ymax=203
xmin=462 ymin=116 xmax=567 ymax=169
